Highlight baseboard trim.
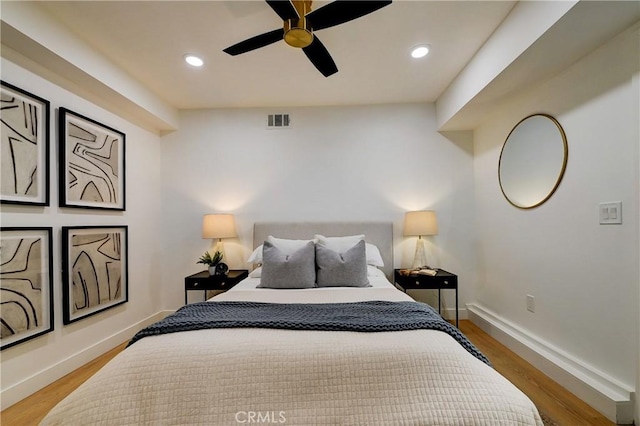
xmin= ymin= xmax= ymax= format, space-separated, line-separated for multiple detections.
xmin=399 ymin=287 xmax=467 ymax=321
xmin=1 ymin=310 xmax=174 ymax=410
xmin=443 ymin=307 xmax=467 ymax=322
xmin=467 ymin=303 xmax=635 ymax=424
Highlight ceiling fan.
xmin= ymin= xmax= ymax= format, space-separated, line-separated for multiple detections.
xmin=223 ymin=0 xmax=392 ymax=77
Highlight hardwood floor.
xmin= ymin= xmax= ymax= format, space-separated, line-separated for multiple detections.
xmin=460 ymin=321 xmax=615 ymax=426
xmin=1 ymin=342 xmax=127 ymax=426
xmin=2 ymin=321 xmax=615 ymax=425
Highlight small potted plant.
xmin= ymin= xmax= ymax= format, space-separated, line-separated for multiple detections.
xmin=197 ymin=250 xmax=223 ymax=276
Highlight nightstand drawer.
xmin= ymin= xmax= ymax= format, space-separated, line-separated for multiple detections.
xmin=184 ymin=277 xmax=228 ymax=291
xmin=413 ymin=275 xmax=456 ymax=287
xmin=394 ymin=269 xmax=457 ymax=290
xmin=184 ymin=270 xmax=249 ymax=304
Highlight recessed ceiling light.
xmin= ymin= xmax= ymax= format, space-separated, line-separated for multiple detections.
xmin=184 ymin=54 xmax=204 ymax=67
xmin=411 ymin=45 xmax=430 ymax=59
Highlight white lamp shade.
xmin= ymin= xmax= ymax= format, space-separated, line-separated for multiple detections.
xmin=202 ymin=214 xmax=237 ymax=239
xmin=404 ymin=211 xmax=438 ymax=236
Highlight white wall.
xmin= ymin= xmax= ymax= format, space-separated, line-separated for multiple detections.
xmin=436 ymin=0 xmax=577 ymax=129
xmin=0 ymin=57 xmax=164 ymax=409
xmin=635 ymin=68 xmax=640 ymax=426
xmin=0 ymin=1 xmax=179 ymax=132
xmin=472 ymin=26 xmax=639 ymax=422
xmin=160 ymin=103 xmax=476 ymax=313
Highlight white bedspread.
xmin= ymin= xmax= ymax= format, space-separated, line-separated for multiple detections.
xmin=41 ymin=278 xmax=543 ymax=425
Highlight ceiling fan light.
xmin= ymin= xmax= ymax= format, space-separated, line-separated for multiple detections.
xmin=184 ymin=54 xmax=204 ymax=67
xmin=411 ymin=45 xmax=430 ymax=59
xmin=284 ymin=16 xmax=314 ymax=48
xmin=284 ymin=28 xmax=314 ymax=48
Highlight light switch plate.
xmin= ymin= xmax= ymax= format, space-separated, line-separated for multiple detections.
xmin=599 ymin=202 xmax=622 ymax=224
xmin=526 ymin=294 xmax=535 ymax=313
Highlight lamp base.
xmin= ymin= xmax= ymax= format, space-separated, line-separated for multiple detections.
xmin=214 ymin=239 xmax=226 ymax=262
xmin=412 ymin=237 xmax=430 ymax=269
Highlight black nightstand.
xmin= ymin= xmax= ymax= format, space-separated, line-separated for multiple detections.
xmin=394 ymin=269 xmax=458 ymax=327
xmin=184 ymin=270 xmax=249 ymax=304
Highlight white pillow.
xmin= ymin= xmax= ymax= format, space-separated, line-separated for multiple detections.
xmin=247 ymin=245 xmax=263 ymax=264
xmin=364 ymin=244 xmax=384 ymax=267
xmin=249 ymin=267 xmax=262 ymax=278
xmin=367 ymin=265 xmax=386 ymax=277
xmin=315 ymin=234 xmax=384 ymax=267
xmin=247 ymin=236 xmax=317 ymax=264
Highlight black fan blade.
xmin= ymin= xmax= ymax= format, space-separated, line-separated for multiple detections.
xmin=223 ymin=28 xmax=284 ymax=56
xmin=302 ymin=36 xmax=338 ymax=77
xmin=307 ymin=1 xmax=392 ymax=31
xmin=266 ymin=0 xmax=299 ymax=21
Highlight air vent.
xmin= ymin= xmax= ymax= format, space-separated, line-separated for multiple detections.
xmin=267 ymin=113 xmax=290 ymax=129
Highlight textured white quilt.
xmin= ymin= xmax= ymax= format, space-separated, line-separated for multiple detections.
xmin=41 ymin=278 xmax=543 ymax=425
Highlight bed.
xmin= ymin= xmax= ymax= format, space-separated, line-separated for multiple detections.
xmin=41 ymin=222 xmax=543 ymax=425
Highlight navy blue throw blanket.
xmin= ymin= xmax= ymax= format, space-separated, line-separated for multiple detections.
xmin=129 ymin=300 xmax=491 ymax=366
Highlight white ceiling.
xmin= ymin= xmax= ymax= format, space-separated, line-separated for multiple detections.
xmin=36 ymin=1 xmax=516 ymax=110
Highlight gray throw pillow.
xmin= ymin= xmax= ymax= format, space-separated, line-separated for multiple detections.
xmin=258 ymin=240 xmax=316 ymax=289
xmin=316 ymin=239 xmax=370 ymax=287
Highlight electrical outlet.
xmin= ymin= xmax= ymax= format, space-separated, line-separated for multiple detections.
xmin=526 ymin=295 xmax=535 ymax=313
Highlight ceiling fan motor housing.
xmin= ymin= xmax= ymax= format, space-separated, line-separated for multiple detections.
xmin=284 ymin=0 xmax=314 ymax=48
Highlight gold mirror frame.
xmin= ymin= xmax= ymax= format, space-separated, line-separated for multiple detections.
xmin=498 ymin=113 xmax=568 ymax=209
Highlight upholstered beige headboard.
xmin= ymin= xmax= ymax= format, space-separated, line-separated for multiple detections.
xmin=253 ymin=222 xmax=394 ymax=279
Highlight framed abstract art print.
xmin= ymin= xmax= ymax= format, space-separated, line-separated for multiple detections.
xmin=59 ymin=108 xmax=126 ymax=211
xmin=0 ymin=227 xmax=54 ymax=350
xmin=62 ymin=226 xmax=128 ymax=324
xmin=0 ymin=81 xmax=50 ymax=206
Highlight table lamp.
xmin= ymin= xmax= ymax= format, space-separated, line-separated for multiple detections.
xmin=202 ymin=213 xmax=237 ymax=256
xmin=403 ymin=210 xmax=438 ymax=269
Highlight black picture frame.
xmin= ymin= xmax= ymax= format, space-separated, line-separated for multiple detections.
xmin=59 ymin=108 xmax=126 ymax=211
xmin=0 ymin=227 xmax=54 ymax=350
xmin=62 ymin=225 xmax=128 ymax=324
xmin=0 ymin=81 xmax=50 ymax=206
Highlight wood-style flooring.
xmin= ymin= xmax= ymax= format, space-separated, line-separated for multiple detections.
xmin=461 ymin=321 xmax=615 ymax=426
xmin=1 ymin=321 xmax=615 ymax=425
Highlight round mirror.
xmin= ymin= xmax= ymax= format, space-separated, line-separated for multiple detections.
xmin=498 ymin=114 xmax=568 ymax=209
